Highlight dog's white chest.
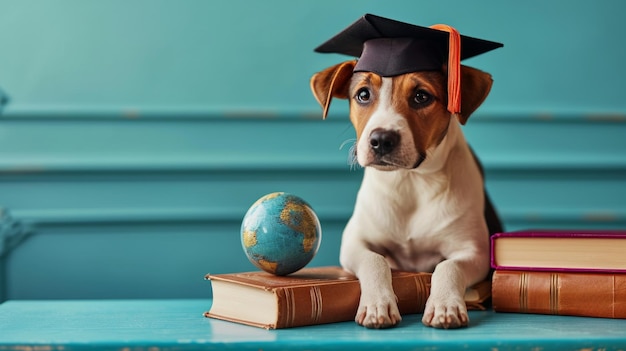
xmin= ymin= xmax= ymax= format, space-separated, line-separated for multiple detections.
xmin=353 ymin=170 xmax=452 ymax=272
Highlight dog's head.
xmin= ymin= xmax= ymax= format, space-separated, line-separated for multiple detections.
xmin=310 ymin=14 xmax=502 ymax=171
xmin=310 ymin=61 xmax=493 ymax=170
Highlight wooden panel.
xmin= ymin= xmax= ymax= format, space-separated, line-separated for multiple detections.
xmin=1 ymin=114 xmax=625 ymax=299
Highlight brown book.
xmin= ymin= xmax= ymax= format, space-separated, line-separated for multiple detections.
xmin=492 ymin=270 xmax=626 ymax=319
xmin=204 ymin=266 xmax=492 ymax=329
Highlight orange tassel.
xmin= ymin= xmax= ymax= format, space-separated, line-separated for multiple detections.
xmin=430 ymin=24 xmax=461 ymax=115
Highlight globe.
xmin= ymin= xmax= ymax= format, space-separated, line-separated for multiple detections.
xmin=241 ymin=192 xmax=322 ymax=276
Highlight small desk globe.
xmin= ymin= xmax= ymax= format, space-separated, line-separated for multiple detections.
xmin=241 ymin=192 xmax=322 ymax=276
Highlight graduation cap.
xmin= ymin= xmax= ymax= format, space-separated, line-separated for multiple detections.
xmin=314 ymin=14 xmax=503 ymax=115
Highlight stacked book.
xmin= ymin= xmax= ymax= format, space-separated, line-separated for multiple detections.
xmin=490 ymin=230 xmax=626 ymax=319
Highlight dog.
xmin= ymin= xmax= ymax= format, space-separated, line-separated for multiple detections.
xmin=309 ymin=16 xmax=503 ymax=329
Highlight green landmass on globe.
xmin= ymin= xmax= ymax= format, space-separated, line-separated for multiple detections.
xmin=241 ymin=192 xmax=322 ymax=275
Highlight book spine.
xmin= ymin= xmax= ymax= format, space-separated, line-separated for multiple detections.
xmin=492 ymin=270 xmax=626 ymax=319
xmin=273 ymin=274 xmax=432 ymax=328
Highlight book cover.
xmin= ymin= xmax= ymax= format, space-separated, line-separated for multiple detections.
xmin=204 ymin=266 xmax=491 ymax=329
xmin=490 ymin=229 xmax=626 ymax=273
xmin=492 ymin=270 xmax=626 ymax=319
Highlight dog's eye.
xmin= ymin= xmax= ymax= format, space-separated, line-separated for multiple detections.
xmin=413 ymin=90 xmax=432 ymax=105
xmin=355 ymin=88 xmax=371 ymax=104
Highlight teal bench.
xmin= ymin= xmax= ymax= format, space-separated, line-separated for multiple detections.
xmin=0 ymin=299 xmax=624 ymax=350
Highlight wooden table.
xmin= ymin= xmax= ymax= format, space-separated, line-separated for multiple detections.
xmin=0 ymin=299 xmax=625 ymax=350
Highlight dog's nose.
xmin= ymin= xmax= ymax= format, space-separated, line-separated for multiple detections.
xmin=369 ymin=129 xmax=399 ymax=156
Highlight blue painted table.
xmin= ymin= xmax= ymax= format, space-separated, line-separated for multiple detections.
xmin=0 ymin=299 xmax=625 ymax=350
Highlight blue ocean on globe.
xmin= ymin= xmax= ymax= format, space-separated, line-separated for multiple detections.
xmin=241 ymin=192 xmax=322 ymax=276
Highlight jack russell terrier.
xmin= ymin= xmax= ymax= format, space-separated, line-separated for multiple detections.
xmin=310 ymin=14 xmax=503 ymax=329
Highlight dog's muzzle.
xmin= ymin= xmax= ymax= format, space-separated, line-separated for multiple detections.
xmin=369 ymin=128 xmax=399 ymax=157
xmin=367 ymin=128 xmax=425 ymax=169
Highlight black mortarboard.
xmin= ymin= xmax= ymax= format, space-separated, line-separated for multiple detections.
xmin=315 ymin=13 xmax=502 ymax=76
xmin=314 ymin=14 xmax=503 ymax=114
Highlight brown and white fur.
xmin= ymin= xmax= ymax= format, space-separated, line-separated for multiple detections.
xmin=310 ymin=60 xmax=502 ymax=329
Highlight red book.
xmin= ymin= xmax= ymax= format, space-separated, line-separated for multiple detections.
xmin=490 ymin=230 xmax=626 ymax=273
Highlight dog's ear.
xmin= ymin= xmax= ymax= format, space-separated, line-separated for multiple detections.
xmin=310 ymin=60 xmax=356 ymax=119
xmin=458 ymin=65 xmax=493 ymax=125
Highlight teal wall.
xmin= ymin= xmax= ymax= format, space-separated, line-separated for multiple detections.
xmin=0 ymin=0 xmax=625 ymax=300
xmin=1 ymin=0 xmax=625 ymax=114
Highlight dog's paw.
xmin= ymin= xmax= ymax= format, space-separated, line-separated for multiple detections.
xmin=422 ymin=296 xmax=468 ymax=329
xmin=355 ymin=293 xmax=402 ymax=329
